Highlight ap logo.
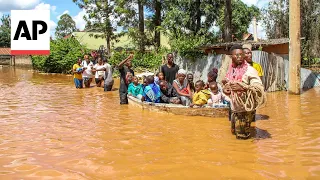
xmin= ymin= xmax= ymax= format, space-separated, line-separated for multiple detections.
xmin=11 ymin=10 xmax=50 ymax=55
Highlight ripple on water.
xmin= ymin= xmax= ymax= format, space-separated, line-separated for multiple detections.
xmin=0 ymin=68 xmax=320 ymax=179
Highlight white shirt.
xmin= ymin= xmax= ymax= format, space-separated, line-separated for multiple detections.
xmin=94 ymin=63 xmax=106 ymax=78
xmin=81 ymin=60 xmax=93 ymax=78
xmin=104 ymin=63 xmax=113 ymax=84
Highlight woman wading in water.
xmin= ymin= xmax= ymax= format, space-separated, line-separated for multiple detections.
xmin=222 ymin=45 xmax=266 ymax=139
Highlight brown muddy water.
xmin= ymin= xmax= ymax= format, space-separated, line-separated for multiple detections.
xmin=0 ymin=67 xmax=319 ymax=179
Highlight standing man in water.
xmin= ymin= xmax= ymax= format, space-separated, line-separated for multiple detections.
xmin=222 ymin=45 xmax=266 ymax=139
xmin=72 ymin=58 xmax=85 ymax=89
xmin=118 ymin=53 xmax=134 ymax=104
xmin=103 ymin=58 xmax=114 ymax=91
xmin=81 ymin=55 xmax=94 ymax=88
xmin=242 ymin=45 xmax=264 ymax=122
xmin=161 ymin=53 xmax=179 ymax=85
xmin=242 ymin=44 xmax=264 ymax=81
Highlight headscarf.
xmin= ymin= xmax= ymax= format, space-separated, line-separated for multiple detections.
xmin=178 ymin=69 xmax=187 ymax=75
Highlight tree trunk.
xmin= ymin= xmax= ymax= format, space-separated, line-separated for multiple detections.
xmin=195 ymin=0 xmax=201 ymax=34
xmin=154 ymin=0 xmax=161 ymax=51
xmin=106 ymin=36 xmax=111 ymax=56
xmin=138 ymin=0 xmax=145 ymax=52
xmin=224 ymin=0 xmax=232 ymax=42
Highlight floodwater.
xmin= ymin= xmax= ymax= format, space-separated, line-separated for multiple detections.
xmin=0 ymin=67 xmax=319 ymax=180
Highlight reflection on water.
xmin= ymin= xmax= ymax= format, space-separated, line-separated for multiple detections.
xmin=0 ymin=67 xmax=319 ymax=179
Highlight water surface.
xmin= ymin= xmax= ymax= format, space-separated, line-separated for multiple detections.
xmin=0 ymin=67 xmax=319 ymax=179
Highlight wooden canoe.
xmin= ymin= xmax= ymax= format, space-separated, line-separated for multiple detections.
xmin=128 ymin=96 xmax=229 ymax=118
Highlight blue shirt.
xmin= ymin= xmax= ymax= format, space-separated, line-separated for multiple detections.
xmin=143 ymin=83 xmax=161 ymax=103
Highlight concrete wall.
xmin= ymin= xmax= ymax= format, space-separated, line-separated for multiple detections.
xmin=11 ymin=55 xmax=32 ymax=68
xmin=0 ymin=56 xmax=11 ymax=65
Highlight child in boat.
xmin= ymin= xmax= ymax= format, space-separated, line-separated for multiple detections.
xmin=172 ymin=69 xmax=192 ymax=106
xmin=158 ymin=72 xmax=165 ymax=81
xmin=142 ymin=77 xmax=148 ymax=91
xmin=207 ymin=81 xmax=230 ymax=107
xmin=205 ymin=68 xmax=222 ymax=91
xmin=159 ymin=80 xmax=181 ymax=104
xmin=128 ymin=76 xmax=144 ymax=101
xmin=190 ymin=80 xmax=211 ymax=107
xmin=187 ymin=73 xmax=195 ymax=93
xmin=143 ymin=75 xmax=161 ymax=103
xmin=126 ymin=72 xmax=133 ymax=85
xmin=154 ymin=72 xmax=165 ymax=85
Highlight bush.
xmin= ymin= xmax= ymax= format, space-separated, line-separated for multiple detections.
xmin=109 ymin=48 xmax=169 ymax=71
xmin=32 ymin=38 xmax=89 ymax=73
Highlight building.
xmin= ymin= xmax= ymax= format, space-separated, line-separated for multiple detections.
xmin=64 ymin=31 xmax=170 ymax=51
xmin=0 ymin=48 xmax=32 ymax=67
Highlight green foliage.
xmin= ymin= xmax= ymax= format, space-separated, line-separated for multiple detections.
xmin=32 ymin=38 xmax=89 ymax=73
xmin=262 ymin=0 xmax=289 ymax=39
xmin=262 ymin=0 xmax=320 ymax=61
xmin=169 ymin=34 xmax=208 ymax=61
xmin=55 ymin=14 xmax=78 ymax=39
xmin=0 ymin=14 xmax=11 ymax=47
xmin=109 ymin=48 xmax=169 ymax=70
xmin=217 ymin=0 xmax=260 ymax=39
xmin=73 ymin=0 xmax=118 ymax=53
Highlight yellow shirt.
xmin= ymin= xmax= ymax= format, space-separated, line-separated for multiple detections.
xmin=252 ymin=62 xmax=264 ymax=77
xmin=192 ymin=89 xmax=211 ymax=106
xmin=73 ymin=64 xmax=83 ymax=79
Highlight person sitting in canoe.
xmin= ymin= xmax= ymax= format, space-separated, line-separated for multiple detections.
xmin=172 ymin=69 xmax=192 ymax=106
xmin=155 ymin=72 xmax=165 ymax=85
xmin=128 ymin=76 xmax=144 ymax=101
xmin=159 ymin=80 xmax=181 ymax=104
xmin=142 ymin=75 xmax=161 ymax=103
xmin=205 ymin=68 xmax=222 ymax=91
xmin=222 ymin=45 xmax=266 ymax=139
xmin=207 ymin=81 xmax=230 ymax=107
xmin=187 ymin=73 xmax=195 ymax=93
xmin=190 ymin=80 xmax=211 ymax=107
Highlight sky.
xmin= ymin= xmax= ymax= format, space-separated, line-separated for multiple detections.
xmin=0 ymin=0 xmax=270 ymax=39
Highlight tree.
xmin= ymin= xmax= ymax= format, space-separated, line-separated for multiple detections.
xmin=73 ymin=0 xmax=118 ymax=55
xmin=224 ymin=0 xmax=232 ymax=42
xmin=0 ymin=14 xmax=11 ymax=47
xmin=55 ymin=14 xmax=78 ymax=39
xmin=217 ymin=0 xmax=260 ymax=41
xmin=262 ymin=0 xmax=320 ymax=60
xmin=262 ymin=0 xmax=289 ymax=39
xmin=115 ymin=0 xmax=147 ymax=52
xmin=32 ymin=38 xmax=89 ymax=73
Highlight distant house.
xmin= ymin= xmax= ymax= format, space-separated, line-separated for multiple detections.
xmin=199 ymin=38 xmax=289 ymax=55
xmin=0 ymin=48 xmax=11 ymax=65
xmin=64 ymin=31 xmax=170 ymax=51
xmin=0 ymin=48 xmax=32 ymax=67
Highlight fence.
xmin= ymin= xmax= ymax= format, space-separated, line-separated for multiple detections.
xmin=175 ymin=51 xmax=320 ymax=92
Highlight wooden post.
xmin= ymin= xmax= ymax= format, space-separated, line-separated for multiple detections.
xmin=288 ymin=0 xmax=301 ymax=94
xmin=252 ymin=17 xmax=258 ymax=42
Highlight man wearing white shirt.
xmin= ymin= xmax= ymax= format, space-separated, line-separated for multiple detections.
xmin=93 ymin=57 xmax=106 ymax=87
xmin=81 ymin=55 xmax=94 ymax=88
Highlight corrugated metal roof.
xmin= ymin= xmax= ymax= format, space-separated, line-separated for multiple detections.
xmin=0 ymin=48 xmax=10 ymax=55
xmin=199 ymin=38 xmax=290 ymax=50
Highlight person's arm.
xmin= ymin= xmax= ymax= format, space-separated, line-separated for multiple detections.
xmin=172 ymin=82 xmax=190 ymax=97
xmin=186 ymin=83 xmax=192 ymax=97
xmin=118 ymin=54 xmax=133 ymax=69
xmin=160 ymin=92 xmax=171 ymax=103
xmin=72 ymin=65 xmax=82 ymax=74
